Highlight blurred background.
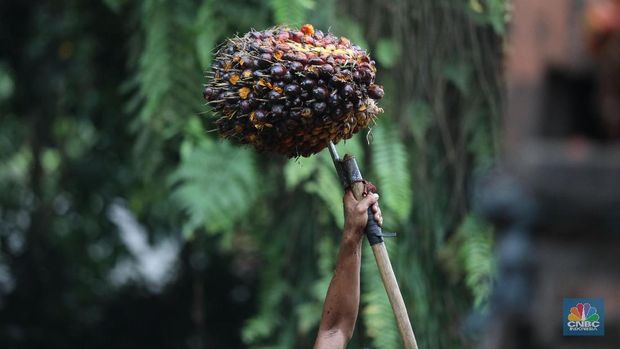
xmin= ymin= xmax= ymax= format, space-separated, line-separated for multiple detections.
xmin=1 ymin=0 xmax=507 ymax=348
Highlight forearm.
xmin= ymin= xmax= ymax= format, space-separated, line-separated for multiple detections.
xmin=317 ymin=229 xmax=363 ymax=338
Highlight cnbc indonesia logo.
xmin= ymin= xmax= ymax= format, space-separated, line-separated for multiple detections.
xmin=568 ymin=303 xmax=600 ymax=329
xmin=563 ymin=298 xmax=605 ymax=336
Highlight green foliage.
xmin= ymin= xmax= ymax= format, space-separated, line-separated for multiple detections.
xmin=195 ymin=0 xmax=224 ymax=69
xmin=129 ymin=0 xmax=203 ymax=177
xmin=241 ymin=193 xmax=326 ymax=349
xmin=375 ymin=39 xmax=401 ymax=69
xmin=330 ymin=17 xmax=368 ymax=50
xmin=0 ymin=145 xmax=31 ymax=186
xmin=303 ymin=161 xmax=345 ymax=227
xmin=371 ymin=123 xmax=413 ymax=225
xmin=407 ymin=101 xmax=433 ymax=145
xmin=270 ymin=0 xmax=315 ymax=25
xmin=467 ymin=0 xmax=510 ymax=35
xmin=296 ymin=237 xmax=336 ymax=334
xmin=441 ymin=214 xmax=495 ymax=308
xmin=284 ymin=139 xmax=364 ymax=228
xmin=0 ymin=63 xmax=14 ymax=101
xmin=443 ymin=60 xmax=474 ymax=95
xmin=170 ymin=137 xmax=260 ymax=237
xmin=135 ymin=0 xmax=197 ymax=123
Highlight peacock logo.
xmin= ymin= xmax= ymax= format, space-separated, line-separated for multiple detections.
xmin=564 ymin=298 xmax=605 ymax=336
xmin=568 ymin=303 xmax=599 ymax=322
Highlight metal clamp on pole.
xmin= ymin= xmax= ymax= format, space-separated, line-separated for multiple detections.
xmin=328 ymin=142 xmax=396 ymax=244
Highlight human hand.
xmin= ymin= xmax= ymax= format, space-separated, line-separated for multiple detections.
xmin=343 ymin=190 xmax=382 ymax=240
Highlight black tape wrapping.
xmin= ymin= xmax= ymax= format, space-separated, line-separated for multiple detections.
xmin=365 ymin=207 xmax=384 ymax=245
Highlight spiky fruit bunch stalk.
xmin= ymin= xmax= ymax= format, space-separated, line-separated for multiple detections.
xmin=204 ymin=24 xmax=384 ymax=157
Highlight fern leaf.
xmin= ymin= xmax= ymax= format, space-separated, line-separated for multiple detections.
xmin=440 ymin=214 xmax=495 ymax=309
xmin=194 ymin=0 xmax=223 ymax=69
xmin=284 ymin=139 xmax=363 ymax=228
xmin=371 ymin=123 xmax=413 ymax=225
xmin=169 ymin=138 xmax=260 ymax=236
xmin=129 ymin=0 xmax=203 ymax=176
xmin=457 ymin=215 xmax=494 ymax=308
xmin=303 ymin=156 xmax=344 ymax=228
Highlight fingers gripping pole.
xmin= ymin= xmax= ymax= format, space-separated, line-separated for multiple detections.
xmin=328 ymin=142 xmax=418 ymax=349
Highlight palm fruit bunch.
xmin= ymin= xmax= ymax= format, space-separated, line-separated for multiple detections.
xmin=203 ymin=24 xmax=384 ymax=157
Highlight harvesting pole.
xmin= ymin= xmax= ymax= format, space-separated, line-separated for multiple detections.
xmin=328 ymin=141 xmax=418 ymax=349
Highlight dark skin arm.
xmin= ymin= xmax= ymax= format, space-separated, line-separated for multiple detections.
xmin=313 ymin=190 xmax=382 ymax=349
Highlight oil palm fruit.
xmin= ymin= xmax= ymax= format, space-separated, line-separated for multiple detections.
xmin=204 ymin=24 xmax=384 ymax=157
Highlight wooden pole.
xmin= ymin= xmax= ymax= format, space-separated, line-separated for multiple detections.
xmin=371 ymin=243 xmax=418 ymax=349
xmin=350 ymin=181 xmax=418 ymax=349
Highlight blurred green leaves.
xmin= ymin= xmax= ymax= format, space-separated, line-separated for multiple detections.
xmin=441 ymin=214 xmax=495 ymax=309
xmin=331 ymin=17 xmax=368 ymax=50
xmin=0 ymin=145 xmax=31 ymax=186
xmin=52 ymin=118 xmax=98 ymax=159
xmin=170 ymin=137 xmax=260 ymax=237
xmin=270 ymin=0 xmax=315 ymax=25
xmin=284 ymin=139 xmax=364 ymax=228
xmin=443 ymin=60 xmax=473 ymax=95
xmin=195 ymin=0 xmax=223 ymax=69
xmin=376 ymin=39 xmax=401 ymax=69
xmin=0 ymin=63 xmax=14 ymax=102
xmin=408 ymin=101 xmax=433 ymax=145
xmin=372 ymin=124 xmax=412 ymax=225
xmin=467 ymin=0 xmax=510 ymax=35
